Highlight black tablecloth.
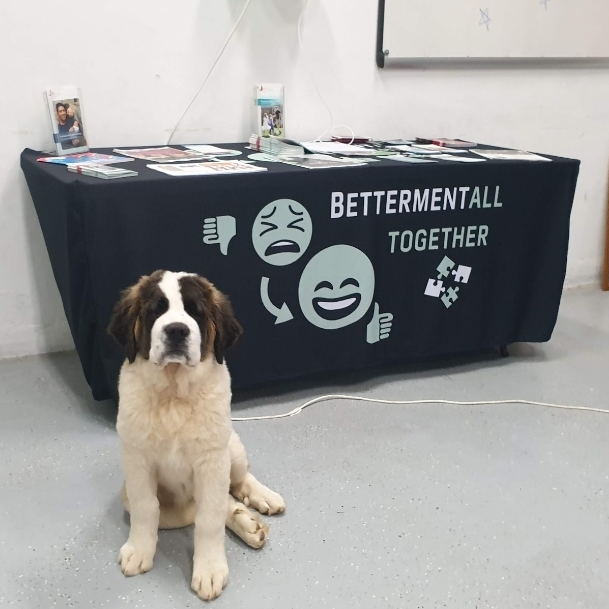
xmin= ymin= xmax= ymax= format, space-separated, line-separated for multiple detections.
xmin=21 ymin=144 xmax=579 ymax=402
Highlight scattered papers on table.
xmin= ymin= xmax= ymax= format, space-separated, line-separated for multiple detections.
xmin=300 ymin=141 xmax=375 ymax=156
xmin=433 ymin=154 xmax=486 ymax=163
xmin=183 ymin=145 xmax=241 ymax=156
xmin=275 ymin=154 xmax=368 ymax=169
xmin=37 ymin=152 xmax=134 ymax=165
xmin=472 ymin=149 xmax=551 ymax=162
xmin=411 ymin=144 xmax=468 ymax=153
xmin=387 ymin=145 xmax=442 ymax=155
xmin=385 ymin=155 xmax=438 ymax=164
xmin=114 ymin=147 xmax=211 ymax=162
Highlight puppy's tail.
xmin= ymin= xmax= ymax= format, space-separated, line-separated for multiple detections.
xmin=121 ymin=483 xmax=196 ymax=530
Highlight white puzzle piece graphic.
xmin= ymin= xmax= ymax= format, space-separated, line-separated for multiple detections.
xmin=427 ymin=257 xmax=472 ymax=308
xmin=451 ymin=265 xmax=472 ymax=284
xmin=425 ymin=279 xmax=445 ymax=298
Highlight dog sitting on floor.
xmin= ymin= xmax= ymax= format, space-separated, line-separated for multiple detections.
xmin=107 ymin=270 xmax=285 ymax=601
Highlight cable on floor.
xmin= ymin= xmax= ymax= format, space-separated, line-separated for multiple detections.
xmin=231 ymin=394 xmax=609 ymax=422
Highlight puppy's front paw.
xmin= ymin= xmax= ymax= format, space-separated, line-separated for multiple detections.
xmin=191 ymin=561 xmax=229 ymax=601
xmin=248 ymin=486 xmax=286 ymax=516
xmin=119 ymin=541 xmax=155 ymax=576
xmin=234 ymin=477 xmax=286 ymax=516
xmin=230 ymin=504 xmax=269 ymax=549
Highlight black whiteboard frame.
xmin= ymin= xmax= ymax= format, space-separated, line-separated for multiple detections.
xmin=375 ymin=0 xmax=609 ymax=69
xmin=376 ymin=0 xmax=387 ymax=68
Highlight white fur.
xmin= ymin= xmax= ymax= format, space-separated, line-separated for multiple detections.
xmin=116 ymin=274 xmax=285 ymax=601
xmin=149 ymin=272 xmax=201 ymax=366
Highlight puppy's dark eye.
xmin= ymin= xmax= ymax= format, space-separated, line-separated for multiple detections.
xmin=184 ymin=299 xmax=199 ymax=317
xmin=153 ymin=298 xmax=168 ymax=317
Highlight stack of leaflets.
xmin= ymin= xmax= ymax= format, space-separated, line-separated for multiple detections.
xmin=68 ymin=164 xmax=138 ymax=179
xmin=248 ymin=134 xmax=304 ymax=157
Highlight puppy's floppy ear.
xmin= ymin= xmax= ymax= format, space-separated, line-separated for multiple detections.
xmin=107 ymin=284 xmax=142 ymax=364
xmin=211 ymin=292 xmax=243 ymax=364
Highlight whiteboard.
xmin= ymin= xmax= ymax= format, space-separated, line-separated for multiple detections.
xmin=377 ymin=0 xmax=609 ymax=66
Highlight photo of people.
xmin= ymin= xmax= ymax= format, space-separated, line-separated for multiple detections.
xmin=53 ymin=98 xmax=87 ymax=151
xmin=261 ymin=106 xmax=284 ymax=137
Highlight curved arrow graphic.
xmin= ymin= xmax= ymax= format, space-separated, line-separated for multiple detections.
xmin=260 ymin=277 xmax=293 ymax=324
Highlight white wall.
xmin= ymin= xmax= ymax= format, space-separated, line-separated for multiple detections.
xmin=0 ymin=0 xmax=607 ymax=358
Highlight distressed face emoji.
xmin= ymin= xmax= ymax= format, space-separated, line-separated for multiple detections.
xmin=252 ymin=199 xmax=312 ymax=266
xmin=298 ymin=245 xmax=375 ymax=329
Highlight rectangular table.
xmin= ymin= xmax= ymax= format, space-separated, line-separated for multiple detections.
xmin=21 ymin=144 xmax=579 ymax=402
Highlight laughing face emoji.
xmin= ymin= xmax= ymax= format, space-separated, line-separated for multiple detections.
xmin=252 ymin=199 xmax=312 ymax=266
xmin=299 ymin=245 xmax=375 ymax=330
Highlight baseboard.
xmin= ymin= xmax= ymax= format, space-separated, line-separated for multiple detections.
xmin=0 ymin=326 xmax=74 ymax=360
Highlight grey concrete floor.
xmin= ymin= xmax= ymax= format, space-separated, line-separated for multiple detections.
xmin=1 ymin=286 xmax=609 ymax=608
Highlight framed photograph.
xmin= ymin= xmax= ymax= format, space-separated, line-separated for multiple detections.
xmin=44 ymin=86 xmax=89 ymax=155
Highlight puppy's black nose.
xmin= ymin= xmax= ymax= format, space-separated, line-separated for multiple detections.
xmin=165 ymin=322 xmax=190 ymax=342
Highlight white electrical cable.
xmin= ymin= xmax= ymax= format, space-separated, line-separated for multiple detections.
xmin=231 ymin=394 xmax=609 ymax=422
xmin=297 ymin=0 xmax=355 ymax=145
xmin=167 ymin=0 xmax=252 ymax=145
xmin=298 ymin=0 xmax=334 ymax=134
xmin=314 ymin=124 xmax=355 ymax=144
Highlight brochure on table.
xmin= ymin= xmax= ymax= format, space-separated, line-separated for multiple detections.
xmin=147 ymin=160 xmax=267 ymax=177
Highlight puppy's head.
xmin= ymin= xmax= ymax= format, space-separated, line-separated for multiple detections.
xmin=107 ymin=270 xmax=242 ymax=367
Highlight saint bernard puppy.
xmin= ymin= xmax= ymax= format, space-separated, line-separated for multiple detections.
xmin=107 ymin=270 xmax=285 ymax=601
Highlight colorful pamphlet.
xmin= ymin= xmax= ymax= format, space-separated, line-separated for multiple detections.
xmin=253 ymin=83 xmax=285 ymax=138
